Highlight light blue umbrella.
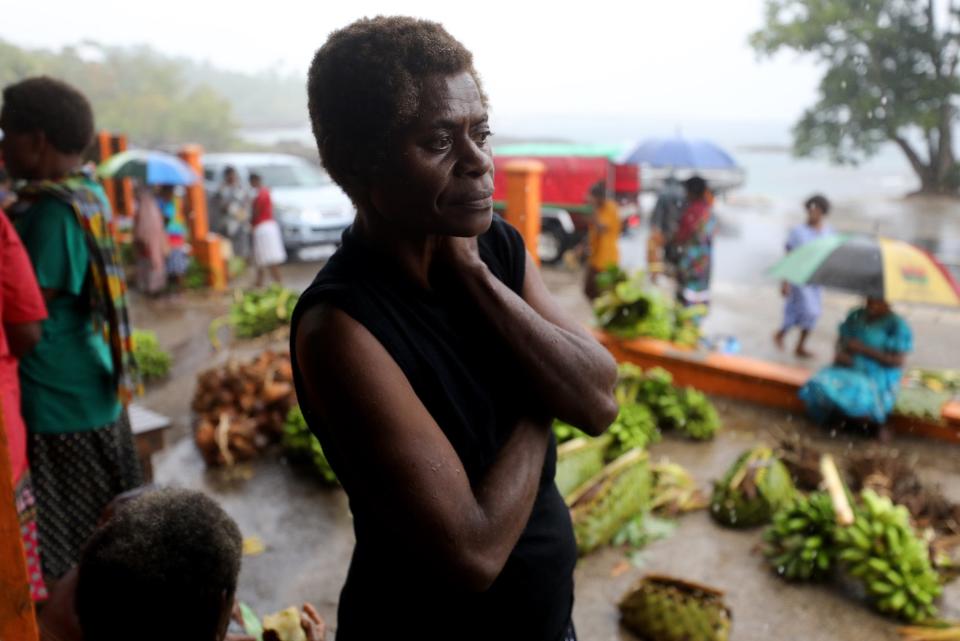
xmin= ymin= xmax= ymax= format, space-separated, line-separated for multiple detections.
xmin=623 ymin=138 xmax=739 ymax=170
xmin=97 ymin=150 xmax=198 ymax=186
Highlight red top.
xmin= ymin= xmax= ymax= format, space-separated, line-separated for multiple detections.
xmin=251 ymin=187 xmax=273 ymax=226
xmin=0 ymin=210 xmax=48 ymax=483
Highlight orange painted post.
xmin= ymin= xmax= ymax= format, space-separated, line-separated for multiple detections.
xmin=0 ymin=402 xmax=39 ymax=641
xmin=178 ymin=145 xmax=226 ymax=290
xmin=178 ymin=145 xmax=208 ymax=240
xmin=503 ymin=160 xmax=545 ymax=265
xmin=97 ymin=131 xmax=118 ymax=217
xmin=115 ymin=134 xmax=135 ymax=218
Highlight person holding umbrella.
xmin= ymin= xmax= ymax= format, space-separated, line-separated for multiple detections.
xmin=133 ymin=184 xmax=168 ymax=296
xmin=97 ymin=148 xmax=198 ymax=293
xmin=672 ymin=176 xmax=716 ymax=316
xmin=647 ymin=175 xmax=685 ymax=282
xmin=770 ymin=232 xmax=960 ymax=436
xmin=799 ymin=297 xmax=912 ymax=438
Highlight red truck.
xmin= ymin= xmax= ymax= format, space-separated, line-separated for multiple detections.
xmin=492 ymin=143 xmax=640 ymax=263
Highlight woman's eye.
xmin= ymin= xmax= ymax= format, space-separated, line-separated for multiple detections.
xmin=474 ymin=130 xmax=494 ymax=145
xmin=428 ymin=136 xmax=453 ymax=151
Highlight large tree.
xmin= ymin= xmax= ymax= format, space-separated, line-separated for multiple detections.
xmin=751 ymin=0 xmax=960 ymax=195
xmin=0 ymin=40 xmax=238 ymax=151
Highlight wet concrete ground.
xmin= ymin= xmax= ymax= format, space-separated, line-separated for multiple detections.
xmin=150 ymin=389 xmax=959 ymax=641
xmin=617 ymin=197 xmax=960 ymax=372
xmin=135 ymin=249 xmax=959 ymax=640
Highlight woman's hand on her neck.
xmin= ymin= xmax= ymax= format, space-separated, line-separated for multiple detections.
xmin=354 ymin=209 xmax=487 ymax=289
xmin=435 ymin=234 xmax=485 ymax=276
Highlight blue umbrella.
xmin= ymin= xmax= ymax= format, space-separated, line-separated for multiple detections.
xmin=623 ymin=137 xmax=738 ymax=170
xmin=97 ymin=150 xmax=198 ymax=186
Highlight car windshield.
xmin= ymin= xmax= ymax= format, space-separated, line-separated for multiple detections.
xmin=248 ymin=162 xmax=332 ymax=188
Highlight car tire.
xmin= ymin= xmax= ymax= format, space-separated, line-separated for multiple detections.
xmin=538 ymin=228 xmax=566 ymax=265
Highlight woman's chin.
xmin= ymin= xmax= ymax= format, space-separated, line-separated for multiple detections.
xmin=443 ymin=207 xmax=494 ymax=237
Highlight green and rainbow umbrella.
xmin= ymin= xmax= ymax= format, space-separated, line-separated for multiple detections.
xmin=768 ymin=233 xmax=960 ymax=307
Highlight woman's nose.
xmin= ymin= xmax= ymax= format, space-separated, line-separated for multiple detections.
xmin=456 ymin=138 xmax=493 ymax=178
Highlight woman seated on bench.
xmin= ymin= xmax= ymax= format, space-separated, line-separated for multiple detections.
xmin=799 ymin=297 xmax=912 ymax=438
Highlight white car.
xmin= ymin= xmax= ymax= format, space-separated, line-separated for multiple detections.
xmin=202 ymin=153 xmax=354 ymax=256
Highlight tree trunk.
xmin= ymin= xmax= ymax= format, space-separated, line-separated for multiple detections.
xmin=935 ymin=103 xmax=956 ymax=188
xmin=893 ymin=135 xmax=935 ymax=191
xmin=892 ymin=134 xmax=956 ymax=195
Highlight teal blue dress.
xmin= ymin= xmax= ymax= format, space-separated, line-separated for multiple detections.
xmin=799 ymin=308 xmax=913 ymax=424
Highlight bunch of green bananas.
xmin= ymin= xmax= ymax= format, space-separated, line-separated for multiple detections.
xmin=710 ymin=447 xmax=795 ymax=528
xmin=836 ymin=489 xmax=941 ymax=623
xmin=606 ymin=402 xmax=661 ymax=461
xmin=282 ymin=407 xmax=338 ymax=485
xmin=569 ymin=449 xmax=651 ymax=555
xmin=555 ymin=434 xmax=612 ymax=501
xmin=635 ymin=366 xmax=674 ymax=398
xmin=593 ymin=275 xmax=675 ymax=341
xmin=229 ymin=285 xmax=300 ymax=339
xmin=671 ymin=305 xmax=706 ymax=347
xmin=132 ymin=330 xmax=172 ymax=381
xmin=592 ymin=267 xmax=707 ymax=346
xmin=613 ymin=362 xmax=646 ymax=405
xmin=594 ymin=264 xmax=628 ymax=294
xmin=906 ymin=367 xmax=960 ymax=393
xmin=763 ymin=492 xmax=837 ymax=581
xmin=551 ymin=419 xmax=585 ymax=444
xmin=619 ymin=574 xmax=731 ymax=641
xmin=184 ymin=258 xmax=209 ymax=289
xmin=635 ymin=368 xmax=686 ymax=428
xmin=630 ymin=367 xmax=721 ymax=440
xmin=673 ymin=388 xmax=721 ymax=440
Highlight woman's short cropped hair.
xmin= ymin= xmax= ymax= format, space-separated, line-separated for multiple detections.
xmin=307 ymin=16 xmax=486 ymax=198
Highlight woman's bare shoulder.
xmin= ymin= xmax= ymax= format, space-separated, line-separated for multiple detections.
xmin=296 ymin=302 xmax=367 ymax=363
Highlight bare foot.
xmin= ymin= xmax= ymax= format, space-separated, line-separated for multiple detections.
xmin=795 ymin=347 xmax=815 ymax=359
xmin=773 ymin=331 xmax=786 ymax=350
xmin=877 ymin=425 xmax=894 ymax=443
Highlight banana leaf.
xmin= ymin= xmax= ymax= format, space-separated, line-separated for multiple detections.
xmin=555 ymin=434 xmax=612 ymax=501
xmin=569 ymin=448 xmax=651 ymax=555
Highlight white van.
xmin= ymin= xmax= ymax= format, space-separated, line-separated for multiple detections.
xmin=203 ymin=153 xmax=354 ymax=258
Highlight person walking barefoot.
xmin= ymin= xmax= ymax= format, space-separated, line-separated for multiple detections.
xmin=774 ymin=194 xmax=832 ymax=358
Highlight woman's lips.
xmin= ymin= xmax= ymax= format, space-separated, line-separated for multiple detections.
xmin=450 ymin=192 xmax=494 ymax=209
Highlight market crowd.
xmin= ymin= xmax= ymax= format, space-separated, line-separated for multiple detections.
xmin=0 ymin=13 xmax=921 ymax=641
xmin=598 ymin=166 xmax=913 ymax=437
xmin=0 ymin=76 xmax=322 ymax=641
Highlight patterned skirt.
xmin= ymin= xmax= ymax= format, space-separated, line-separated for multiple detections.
xmin=15 ymin=472 xmax=48 ymax=601
xmin=27 ymin=411 xmax=143 ymax=578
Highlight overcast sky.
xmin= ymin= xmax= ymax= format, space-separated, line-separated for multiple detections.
xmin=3 ymin=0 xmax=823 ymax=126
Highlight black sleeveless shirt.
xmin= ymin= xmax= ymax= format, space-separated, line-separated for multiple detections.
xmin=290 ymin=217 xmax=577 ymax=641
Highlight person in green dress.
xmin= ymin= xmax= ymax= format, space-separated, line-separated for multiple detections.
xmin=0 ymin=76 xmax=142 ymax=581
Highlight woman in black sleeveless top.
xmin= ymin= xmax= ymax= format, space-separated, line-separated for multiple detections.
xmin=291 ymin=17 xmax=619 ymax=641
